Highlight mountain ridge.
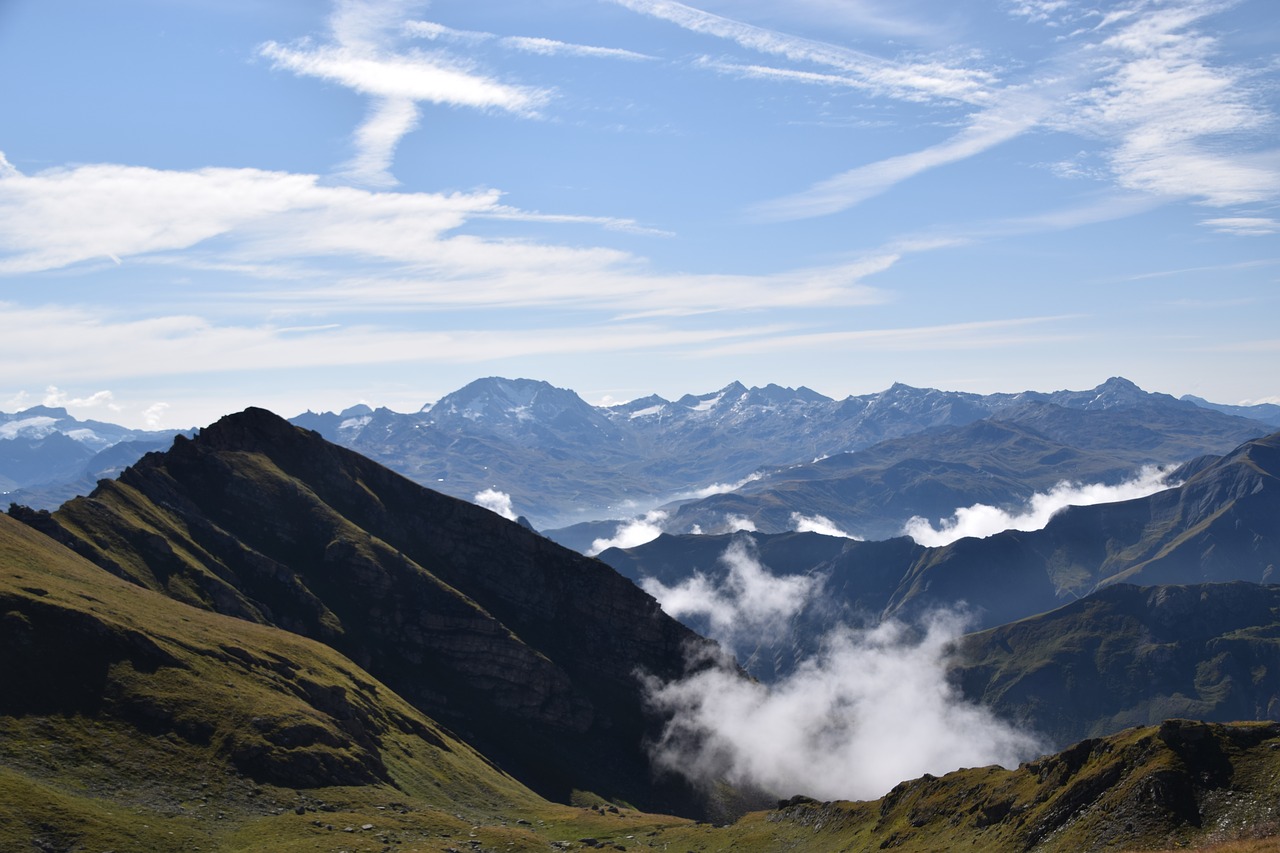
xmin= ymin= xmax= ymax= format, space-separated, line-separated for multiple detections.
xmin=12 ymin=406 xmax=730 ymax=817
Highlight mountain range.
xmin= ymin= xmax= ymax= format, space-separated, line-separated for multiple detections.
xmin=601 ymin=428 xmax=1280 ymax=682
xmin=6 ymin=403 xmax=1280 ymax=849
xmin=294 ymin=376 xmax=1278 ymax=531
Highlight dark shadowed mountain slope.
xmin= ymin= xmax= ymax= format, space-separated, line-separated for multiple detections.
xmin=0 ymin=511 xmax=557 ymax=851
xmin=956 ymin=582 xmax=1280 ymax=750
xmin=11 ymin=408 xmax=726 ymax=817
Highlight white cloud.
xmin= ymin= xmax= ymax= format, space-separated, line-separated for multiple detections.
xmin=259 ymin=43 xmax=545 ymax=113
xmin=0 ymin=159 xmax=892 ymax=316
xmin=1068 ymin=2 xmax=1280 ymax=206
xmin=790 ymin=512 xmax=860 ymax=539
xmin=260 ymin=0 xmax=547 ymax=186
xmin=673 ymin=471 xmax=763 ymax=501
xmin=722 ymin=513 xmax=757 ymax=533
xmin=643 ymin=610 xmax=1044 ymax=801
xmin=753 ymin=89 xmax=1047 ymax=221
xmin=902 ymin=465 xmax=1173 ymax=547
xmin=0 ymin=302 xmax=794 ymax=385
xmin=1201 ymin=217 xmax=1280 ymax=236
xmin=501 ymin=36 xmax=654 ymax=62
xmin=141 ymin=402 xmax=170 ymax=429
xmin=640 ymin=539 xmax=821 ymax=652
xmin=609 ymin=0 xmax=996 ymax=104
xmin=474 ymin=487 xmax=519 ymax=520
xmin=587 ymin=510 xmax=668 ymax=555
xmin=42 ymin=386 xmax=117 ymax=411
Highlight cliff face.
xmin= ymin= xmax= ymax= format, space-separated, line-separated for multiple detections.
xmin=15 ymin=407 xmax=724 ymax=815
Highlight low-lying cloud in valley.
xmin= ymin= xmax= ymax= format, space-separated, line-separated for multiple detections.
xmin=641 ymin=541 xmax=1043 ymax=800
xmin=473 ymin=488 xmax=518 ymax=521
xmin=644 ymin=608 xmax=1043 ymax=801
xmin=790 ymin=511 xmax=861 ymax=539
xmin=587 ymin=509 xmax=669 ymax=556
xmin=902 ymin=466 xmax=1173 ymax=547
xmin=640 ymin=539 xmax=820 ymax=653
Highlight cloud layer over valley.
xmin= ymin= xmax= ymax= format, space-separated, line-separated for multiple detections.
xmin=641 ymin=547 xmax=1044 ymax=800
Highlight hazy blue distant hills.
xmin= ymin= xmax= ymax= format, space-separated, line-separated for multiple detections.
xmin=292 ymin=376 xmax=1274 ymax=529
xmin=601 ymin=429 xmax=1280 ymax=657
xmin=662 ymin=397 xmax=1269 ymax=540
xmin=1181 ymin=393 xmax=1280 ymax=426
xmin=0 ymin=406 xmax=190 ymax=502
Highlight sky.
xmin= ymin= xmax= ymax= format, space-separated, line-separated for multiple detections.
xmin=1 ymin=0 xmax=1277 ymax=430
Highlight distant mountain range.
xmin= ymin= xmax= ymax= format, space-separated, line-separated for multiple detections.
xmin=4 ymin=378 xmax=1276 ymax=531
xmin=601 ymin=428 xmax=1280 ymax=679
xmin=0 ymin=406 xmax=190 ymax=507
xmin=294 ymin=376 xmax=1278 ymax=532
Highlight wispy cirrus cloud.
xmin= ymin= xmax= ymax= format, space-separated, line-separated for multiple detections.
xmin=260 ymin=0 xmax=547 ymax=187
xmin=1201 ymin=217 xmax=1280 ymax=236
xmin=404 ymin=19 xmax=655 ymax=61
xmin=609 ymin=0 xmax=997 ymax=104
xmin=0 ymin=301 xmax=791 ymax=385
xmin=1070 ymin=1 xmax=1280 ymax=207
xmin=752 ymin=90 xmax=1048 ymax=220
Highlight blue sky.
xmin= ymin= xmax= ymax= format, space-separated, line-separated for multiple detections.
xmin=1 ymin=0 xmax=1277 ymax=429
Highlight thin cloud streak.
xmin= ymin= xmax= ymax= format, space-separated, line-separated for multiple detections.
xmin=700 ymin=316 xmax=1083 ymax=357
xmin=752 ymin=93 xmax=1046 ymax=221
xmin=0 ymin=303 xmax=791 ymax=384
xmin=609 ymin=0 xmax=996 ymax=104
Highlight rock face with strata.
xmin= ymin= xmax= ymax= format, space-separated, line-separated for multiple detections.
xmin=14 ymin=407 xmax=724 ymax=815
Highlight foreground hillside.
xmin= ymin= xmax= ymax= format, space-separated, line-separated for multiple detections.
xmin=0 ymin=512 xmax=590 ymax=852
xmin=12 ymin=408 xmax=725 ymax=818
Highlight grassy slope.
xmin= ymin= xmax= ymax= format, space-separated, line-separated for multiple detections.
xmin=0 ymin=513 xmax=700 ymax=851
xmin=648 ymin=721 xmax=1280 ymax=853
xmin=956 ymin=582 xmax=1280 ymax=749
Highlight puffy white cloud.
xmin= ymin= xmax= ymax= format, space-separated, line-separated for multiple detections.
xmin=902 ymin=466 xmax=1173 ymax=547
xmin=474 ymin=488 xmax=518 ymax=521
xmin=588 ymin=510 xmax=668 ymax=555
xmin=789 ymin=512 xmax=860 ymax=539
xmin=641 ymin=539 xmax=821 ymax=653
xmin=643 ymin=609 xmax=1044 ymax=801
